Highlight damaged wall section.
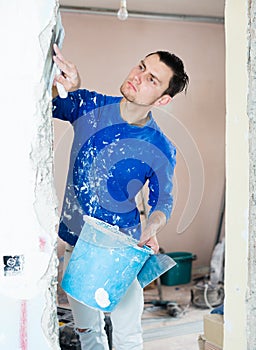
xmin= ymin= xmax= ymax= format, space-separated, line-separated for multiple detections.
xmin=0 ymin=1 xmax=61 ymax=349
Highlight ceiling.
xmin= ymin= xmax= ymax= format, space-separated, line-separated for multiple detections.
xmin=59 ymin=0 xmax=225 ymax=19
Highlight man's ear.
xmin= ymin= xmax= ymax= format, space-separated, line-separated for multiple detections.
xmin=154 ymin=94 xmax=172 ymax=106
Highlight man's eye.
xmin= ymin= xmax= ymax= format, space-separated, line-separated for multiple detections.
xmin=139 ymin=65 xmax=144 ymax=71
xmin=149 ymin=77 xmax=156 ymax=84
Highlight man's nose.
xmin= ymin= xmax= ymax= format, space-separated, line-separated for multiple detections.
xmin=134 ymin=71 xmax=144 ymax=84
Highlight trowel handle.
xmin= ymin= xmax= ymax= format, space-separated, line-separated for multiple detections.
xmin=55 ymin=66 xmax=68 ymax=99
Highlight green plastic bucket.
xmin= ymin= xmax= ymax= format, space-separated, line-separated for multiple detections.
xmin=160 ymin=252 xmax=196 ymax=286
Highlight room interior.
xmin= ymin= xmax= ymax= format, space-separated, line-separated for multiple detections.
xmin=1 ymin=1 xmax=253 ymax=349
xmin=54 ymin=1 xmax=225 ymax=349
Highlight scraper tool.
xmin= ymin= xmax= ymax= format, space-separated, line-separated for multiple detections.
xmin=137 ymin=253 xmax=176 ymax=288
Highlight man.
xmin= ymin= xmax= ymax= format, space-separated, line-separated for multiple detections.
xmin=53 ymin=44 xmax=189 ymax=350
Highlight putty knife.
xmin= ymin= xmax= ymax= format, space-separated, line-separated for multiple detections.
xmin=137 ymin=254 xmax=176 ymax=288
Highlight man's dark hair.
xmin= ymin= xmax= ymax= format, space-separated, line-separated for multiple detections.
xmin=146 ymin=51 xmax=189 ymax=98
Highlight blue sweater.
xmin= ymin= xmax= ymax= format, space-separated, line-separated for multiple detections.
xmin=53 ymin=89 xmax=176 ymax=245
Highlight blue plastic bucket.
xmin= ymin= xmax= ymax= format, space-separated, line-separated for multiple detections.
xmin=62 ymin=216 xmax=152 ymax=312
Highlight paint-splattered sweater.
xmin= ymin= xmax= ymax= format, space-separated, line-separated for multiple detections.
xmin=53 ymin=89 xmax=176 ymax=245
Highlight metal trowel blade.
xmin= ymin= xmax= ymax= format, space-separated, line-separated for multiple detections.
xmin=137 ymin=254 xmax=176 ymax=289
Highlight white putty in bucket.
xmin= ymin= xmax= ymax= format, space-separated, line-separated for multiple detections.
xmin=82 ymin=215 xmax=141 ymax=249
xmin=95 ymin=288 xmax=111 ymax=308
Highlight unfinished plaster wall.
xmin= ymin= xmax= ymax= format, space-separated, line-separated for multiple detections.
xmin=224 ymin=1 xmax=249 ymax=349
xmin=0 ymin=1 xmax=60 ymax=349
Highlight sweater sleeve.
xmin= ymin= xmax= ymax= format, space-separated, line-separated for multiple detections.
xmin=147 ymin=144 xmax=176 ymax=221
xmin=52 ymin=89 xmax=109 ymax=124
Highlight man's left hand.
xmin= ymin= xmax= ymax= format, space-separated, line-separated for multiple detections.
xmin=138 ymin=211 xmax=166 ymax=254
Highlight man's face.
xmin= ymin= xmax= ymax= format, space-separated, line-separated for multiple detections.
xmin=120 ymin=54 xmax=173 ymax=106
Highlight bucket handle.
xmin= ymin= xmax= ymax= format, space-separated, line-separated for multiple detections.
xmin=192 ymin=254 xmax=197 ymax=261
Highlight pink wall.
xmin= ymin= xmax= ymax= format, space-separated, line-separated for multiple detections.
xmin=54 ymin=12 xmax=225 ymax=268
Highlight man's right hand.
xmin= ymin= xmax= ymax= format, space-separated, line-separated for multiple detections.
xmin=53 ymin=43 xmax=81 ymax=94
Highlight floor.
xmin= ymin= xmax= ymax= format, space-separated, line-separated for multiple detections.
xmin=58 ymin=280 xmax=210 ymax=350
xmin=142 ymin=282 xmax=209 ymax=350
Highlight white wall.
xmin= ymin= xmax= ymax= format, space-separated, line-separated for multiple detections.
xmin=224 ymin=1 xmax=248 ymax=349
xmin=0 ymin=1 xmax=60 ymax=349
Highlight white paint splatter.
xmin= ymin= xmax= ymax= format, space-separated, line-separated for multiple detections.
xmin=95 ymin=288 xmax=110 ymax=308
xmin=80 ymin=182 xmax=89 ymax=194
xmin=63 ymin=211 xmax=72 ymax=220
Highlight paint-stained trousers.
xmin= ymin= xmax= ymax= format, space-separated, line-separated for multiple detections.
xmin=64 ymin=244 xmax=144 ymax=350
